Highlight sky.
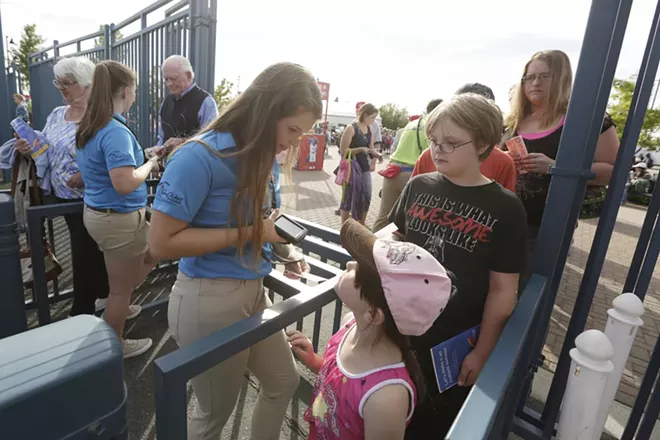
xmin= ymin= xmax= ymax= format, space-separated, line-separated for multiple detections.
xmin=1 ymin=0 xmax=659 ymax=115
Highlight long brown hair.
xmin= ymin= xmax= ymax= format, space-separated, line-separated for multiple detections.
xmin=354 ymin=265 xmax=426 ymax=403
xmin=76 ymin=61 xmax=136 ymax=148
xmin=505 ymin=50 xmax=572 ymax=133
xmin=358 ymin=103 xmax=378 ymax=122
xmin=186 ymin=62 xmax=322 ymax=264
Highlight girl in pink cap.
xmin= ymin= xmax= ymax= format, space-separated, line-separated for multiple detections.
xmin=287 ymin=218 xmax=453 ymax=440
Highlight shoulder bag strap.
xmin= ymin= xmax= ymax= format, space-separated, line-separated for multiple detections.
xmin=29 ymin=159 xmax=42 ymax=206
xmin=10 ymin=150 xmax=20 ymax=197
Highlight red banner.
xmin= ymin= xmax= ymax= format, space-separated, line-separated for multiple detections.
xmin=297 ymin=134 xmax=325 ymax=171
xmin=318 ymin=82 xmax=330 ymax=101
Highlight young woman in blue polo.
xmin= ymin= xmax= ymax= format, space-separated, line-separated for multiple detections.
xmin=75 ymin=60 xmax=160 ymax=360
xmin=148 ymin=62 xmax=322 ymax=440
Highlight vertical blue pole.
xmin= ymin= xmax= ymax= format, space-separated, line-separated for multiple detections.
xmin=624 ymin=187 xmax=660 ymax=292
xmin=139 ymin=15 xmax=149 ymax=146
xmin=0 ymin=7 xmax=12 ymax=145
xmin=621 ymin=329 xmax=660 ymax=440
xmin=633 ymin=214 xmax=660 ymax=300
xmin=543 ymin=0 xmax=660 ymax=431
xmin=104 ymin=25 xmax=111 ymax=61
xmin=208 ymin=0 xmax=217 ymax=93
xmin=630 ymin=368 xmax=660 ymax=440
xmin=0 ymin=195 xmax=28 ymax=338
xmin=189 ymin=0 xmax=214 ymax=93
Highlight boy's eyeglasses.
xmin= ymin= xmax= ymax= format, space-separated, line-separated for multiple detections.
xmin=427 ymin=139 xmax=472 ymax=154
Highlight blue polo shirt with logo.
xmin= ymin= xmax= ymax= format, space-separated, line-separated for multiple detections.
xmin=75 ymin=113 xmax=147 ymax=212
xmin=152 ymin=130 xmax=273 ymax=279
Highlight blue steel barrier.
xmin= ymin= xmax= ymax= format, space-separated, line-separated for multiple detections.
xmin=27 ymin=0 xmax=216 ymax=147
xmin=0 ymin=194 xmax=27 ymax=338
xmin=153 ymin=219 xmax=350 ymax=440
xmin=447 ymin=274 xmax=548 ymax=439
xmin=22 ymin=180 xmax=167 ymax=326
xmin=542 ymin=0 xmax=659 ymax=432
xmin=450 ymin=0 xmax=660 ymax=438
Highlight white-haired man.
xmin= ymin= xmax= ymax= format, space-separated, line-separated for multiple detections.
xmin=157 ymin=55 xmax=218 ymax=149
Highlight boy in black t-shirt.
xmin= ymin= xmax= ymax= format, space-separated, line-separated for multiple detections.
xmin=388 ymin=93 xmax=528 ymax=438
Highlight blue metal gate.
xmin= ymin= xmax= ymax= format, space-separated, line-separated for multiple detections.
xmin=26 ymin=0 xmax=216 ymax=146
xmin=449 ymin=0 xmax=660 ymax=438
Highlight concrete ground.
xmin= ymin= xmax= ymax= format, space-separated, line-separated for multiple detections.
xmin=25 ymin=145 xmax=660 ymax=439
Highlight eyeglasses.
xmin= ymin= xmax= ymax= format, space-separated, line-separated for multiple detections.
xmin=53 ymin=79 xmax=78 ymax=89
xmin=427 ymin=139 xmax=472 ymax=154
xmin=522 ymin=73 xmax=552 ymax=84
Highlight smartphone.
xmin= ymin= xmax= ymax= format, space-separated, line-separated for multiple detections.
xmin=274 ymin=214 xmax=308 ymax=244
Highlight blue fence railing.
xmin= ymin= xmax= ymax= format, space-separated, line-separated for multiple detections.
xmin=153 ymin=217 xmax=350 ymax=439
xmin=25 ymin=0 xmax=216 ymax=146
xmin=5 ymin=0 xmax=660 ymax=438
xmin=448 ymin=0 xmax=660 ymax=438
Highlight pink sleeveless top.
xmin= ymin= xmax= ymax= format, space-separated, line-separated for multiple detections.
xmin=304 ymin=320 xmax=417 ymax=440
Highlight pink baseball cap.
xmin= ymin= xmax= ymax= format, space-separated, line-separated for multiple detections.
xmin=340 ymin=219 xmax=452 ymax=336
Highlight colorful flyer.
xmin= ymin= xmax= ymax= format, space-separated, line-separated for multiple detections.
xmin=11 ymin=118 xmax=50 ymax=159
xmin=505 ymin=136 xmax=529 ymax=174
xmin=430 ymin=326 xmax=480 ymax=393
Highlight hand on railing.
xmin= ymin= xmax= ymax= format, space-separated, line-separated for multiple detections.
xmin=458 ymin=350 xmax=487 ymax=387
xmin=287 ymin=330 xmax=323 ymax=374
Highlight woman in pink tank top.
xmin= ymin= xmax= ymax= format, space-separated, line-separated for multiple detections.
xmin=287 ymin=219 xmax=453 ymax=439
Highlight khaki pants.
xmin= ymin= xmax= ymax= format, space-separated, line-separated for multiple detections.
xmin=168 ymin=272 xmax=300 ymax=440
xmin=372 ymin=170 xmax=412 ymax=233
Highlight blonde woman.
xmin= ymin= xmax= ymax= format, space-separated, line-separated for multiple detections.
xmin=503 ymin=50 xmax=619 ymax=274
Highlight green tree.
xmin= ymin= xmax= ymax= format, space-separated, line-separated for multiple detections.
xmin=11 ymin=24 xmax=45 ymax=90
xmin=94 ymin=25 xmax=123 ymax=48
xmin=378 ymin=103 xmax=409 ymax=130
xmin=214 ymin=78 xmax=235 ymax=112
xmin=608 ymin=78 xmax=660 ymax=151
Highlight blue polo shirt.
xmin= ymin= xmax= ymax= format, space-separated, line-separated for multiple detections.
xmin=76 ymin=113 xmax=147 ymax=212
xmin=152 ymin=130 xmax=272 ymax=279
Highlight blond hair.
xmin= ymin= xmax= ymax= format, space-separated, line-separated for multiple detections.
xmin=505 ymin=50 xmax=573 ymax=133
xmin=426 ymin=93 xmax=503 ymax=161
xmin=13 ymin=93 xmax=24 ymax=102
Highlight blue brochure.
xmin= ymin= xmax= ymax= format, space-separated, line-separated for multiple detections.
xmin=430 ymin=326 xmax=480 ymax=393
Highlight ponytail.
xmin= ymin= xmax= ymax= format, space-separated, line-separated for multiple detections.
xmin=76 ymin=61 xmax=136 ymax=148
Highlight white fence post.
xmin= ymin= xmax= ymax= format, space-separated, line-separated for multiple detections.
xmin=594 ymin=293 xmax=645 ymax=438
xmin=557 ymin=329 xmax=614 ymax=439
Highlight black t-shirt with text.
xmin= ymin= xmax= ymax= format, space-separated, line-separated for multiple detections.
xmin=388 ymin=172 xmax=528 ymax=437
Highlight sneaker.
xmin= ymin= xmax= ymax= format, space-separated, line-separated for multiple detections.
xmin=126 ymin=305 xmax=142 ymax=320
xmin=123 ymin=338 xmax=153 ymax=359
xmin=98 ymin=301 xmax=142 ymax=320
xmin=95 ymin=298 xmax=108 ymax=312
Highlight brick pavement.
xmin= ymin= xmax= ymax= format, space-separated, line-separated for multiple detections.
xmin=285 ymin=147 xmax=659 ymax=408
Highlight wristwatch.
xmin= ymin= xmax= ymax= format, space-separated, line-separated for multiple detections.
xmin=547 ymin=163 xmax=554 ymax=175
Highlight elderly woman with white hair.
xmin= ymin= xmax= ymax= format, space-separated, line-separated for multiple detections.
xmin=14 ymin=56 xmax=140 ymax=319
